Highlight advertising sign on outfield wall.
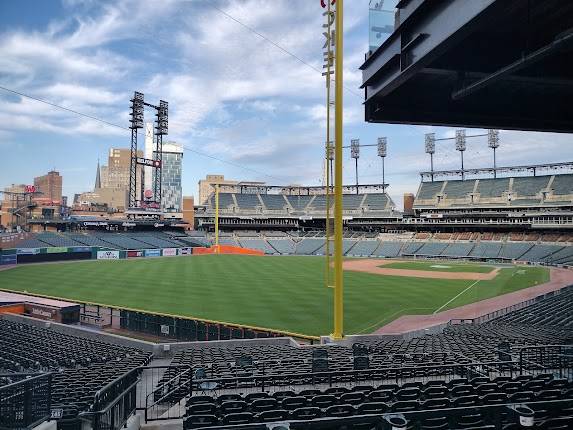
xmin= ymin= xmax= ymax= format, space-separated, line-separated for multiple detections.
xmin=70 ymin=247 xmax=92 ymax=253
xmin=46 ymin=247 xmax=68 ymax=254
xmin=162 ymin=248 xmax=178 ymax=256
xmin=0 ymin=254 xmax=17 ymax=265
xmin=127 ymin=250 xmax=143 ymax=258
xmin=144 ymin=249 xmax=161 ymax=257
xmin=97 ymin=250 xmax=120 ymax=260
xmin=179 ymin=247 xmax=192 ymax=255
xmin=17 ymin=248 xmax=41 ymax=255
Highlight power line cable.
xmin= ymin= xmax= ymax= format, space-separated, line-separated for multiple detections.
xmin=205 ymin=0 xmax=362 ymax=99
xmin=0 ymin=85 xmax=285 ymax=181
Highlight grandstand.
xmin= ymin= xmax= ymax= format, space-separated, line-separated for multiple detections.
xmin=3 ymin=283 xmax=570 ymax=429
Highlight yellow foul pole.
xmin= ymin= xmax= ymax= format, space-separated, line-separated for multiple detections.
xmin=333 ymin=0 xmax=344 ymax=340
xmin=324 ymin=0 xmax=332 ymax=290
xmin=215 ymin=184 xmax=220 ymax=253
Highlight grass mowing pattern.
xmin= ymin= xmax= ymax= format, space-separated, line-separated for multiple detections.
xmin=382 ymin=261 xmax=496 ymax=273
xmin=0 ymin=255 xmax=549 ymax=336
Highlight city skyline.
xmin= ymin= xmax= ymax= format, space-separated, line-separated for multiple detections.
xmin=1 ymin=0 xmax=573 ymax=209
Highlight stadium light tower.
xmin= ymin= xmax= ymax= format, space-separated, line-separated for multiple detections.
xmin=455 ymin=129 xmax=467 ymax=180
xmin=129 ymin=91 xmax=144 ymax=208
xmin=351 ymin=139 xmax=360 ymax=194
xmin=424 ymin=133 xmax=436 ymax=182
xmin=488 ymin=129 xmax=500 ymax=178
xmin=377 ymin=137 xmax=387 ymax=192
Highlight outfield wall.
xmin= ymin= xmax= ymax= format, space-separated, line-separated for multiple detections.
xmin=0 ymin=246 xmax=198 ymax=265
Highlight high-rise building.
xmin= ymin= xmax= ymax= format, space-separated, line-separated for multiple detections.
xmin=34 ymin=171 xmax=62 ymax=205
xmin=100 ymin=148 xmax=139 ymax=190
xmin=182 ymin=196 xmax=194 ymax=230
xmin=154 ymin=142 xmax=183 ymax=214
xmin=144 ymin=122 xmax=154 ymax=196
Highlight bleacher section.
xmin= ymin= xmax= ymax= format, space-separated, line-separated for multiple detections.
xmin=441 ymin=242 xmax=474 ymax=257
xmin=551 ymin=174 xmax=573 ymax=195
xmin=267 ymin=238 xmax=295 ymax=254
xmin=363 ymin=193 xmax=390 ymax=210
xmin=413 ymin=174 xmax=573 ymax=221
xmin=477 ymin=177 xmax=510 ymax=198
xmin=443 ymin=180 xmax=475 ymax=198
xmin=0 ymin=318 xmax=151 ymax=420
xmin=347 ymin=240 xmax=378 ymax=256
xmin=499 ymin=243 xmax=533 ymax=260
xmin=295 ymin=239 xmax=325 ymax=255
xmin=417 ymin=181 xmax=444 ymax=200
xmin=513 ymin=176 xmax=550 ymax=196
xmin=237 ymin=239 xmax=276 ymax=254
xmin=285 ymin=195 xmax=313 ymax=211
xmin=470 ymin=243 xmax=502 ymax=259
xmin=260 ymin=194 xmax=287 ymax=210
xmin=372 ymin=242 xmax=403 ymax=258
xmin=176 ymin=289 xmax=573 ymax=428
xmin=234 ymin=193 xmax=261 ymax=209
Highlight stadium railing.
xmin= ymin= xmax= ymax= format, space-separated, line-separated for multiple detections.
xmin=517 ymin=345 xmax=573 ymax=380
xmin=80 ymin=365 xmax=193 ymax=428
xmin=0 ymin=372 xmax=52 ymax=429
xmin=184 ymin=360 xmax=521 ymax=398
xmin=448 ymin=284 xmax=573 ymax=325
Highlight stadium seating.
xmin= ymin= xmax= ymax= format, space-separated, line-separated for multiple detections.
xmin=519 ymin=245 xmax=564 ymax=263
xmin=285 ymin=195 xmax=313 ymax=211
xmin=551 ymin=174 xmax=573 ymax=195
xmin=294 ymin=239 xmax=325 ymax=255
xmin=372 ymin=242 xmax=403 ymax=257
xmin=363 ymin=193 xmax=391 ymax=210
xmin=513 ymin=176 xmax=551 ymax=196
xmin=234 ymin=194 xmax=261 ymax=209
xmin=416 ymin=242 xmax=449 ymax=256
xmin=237 ymin=239 xmax=275 ymax=254
xmin=183 ymin=372 xmax=573 ymax=429
xmin=259 ymin=194 xmax=287 ymax=210
xmin=443 ymin=180 xmax=475 ymax=198
xmin=417 ymin=181 xmax=444 ymax=200
xmin=347 ymin=240 xmax=378 ymax=257
xmin=499 ymin=243 xmax=533 ymax=260
xmin=0 ymin=318 xmax=151 ymax=419
xmin=476 ymin=178 xmax=510 ymax=198
xmin=267 ymin=238 xmax=295 ymax=254
xmin=470 ymin=242 xmax=502 ymax=259
xmin=441 ymin=242 xmax=475 ymax=257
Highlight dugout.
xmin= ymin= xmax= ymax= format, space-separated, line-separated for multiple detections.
xmin=0 ymin=291 xmax=80 ymax=324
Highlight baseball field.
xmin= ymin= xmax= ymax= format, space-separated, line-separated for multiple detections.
xmin=0 ymin=255 xmax=550 ymax=336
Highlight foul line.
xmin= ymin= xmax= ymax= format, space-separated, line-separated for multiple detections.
xmin=355 ymin=307 xmax=434 ymax=334
xmin=433 ymin=279 xmax=481 ymax=315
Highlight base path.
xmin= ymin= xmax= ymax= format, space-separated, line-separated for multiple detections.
xmin=343 ymin=259 xmax=500 ymax=280
xmin=374 ymin=267 xmax=573 ymax=335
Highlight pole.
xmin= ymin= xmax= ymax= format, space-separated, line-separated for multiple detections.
xmin=493 ymin=147 xmax=497 ymax=178
xmin=461 ymin=152 xmax=465 ymax=180
xmin=324 ymin=0 xmax=333 ymax=291
xmin=355 ymin=158 xmax=359 ymax=194
xmin=333 ymin=0 xmax=344 ymax=340
xmin=215 ymin=184 xmax=219 ymax=253
xmin=430 ymin=153 xmax=434 ymax=182
xmin=382 ymin=157 xmax=385 ymax=193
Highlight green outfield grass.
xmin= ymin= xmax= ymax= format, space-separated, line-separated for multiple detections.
xmin=0 ymin=255 xmax=549 ymax=336
xmin=382 ymin=261 xmax=496 ymax=273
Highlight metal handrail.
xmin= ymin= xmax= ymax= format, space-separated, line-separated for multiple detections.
xmin=143 ymin=365 xmax=192 ymax=406
xmin=186 ymin=359 xmax=522 ymax=389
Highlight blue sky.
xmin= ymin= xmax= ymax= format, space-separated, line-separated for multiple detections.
xmin=1 ymin=0 xmax=573 ymax=208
